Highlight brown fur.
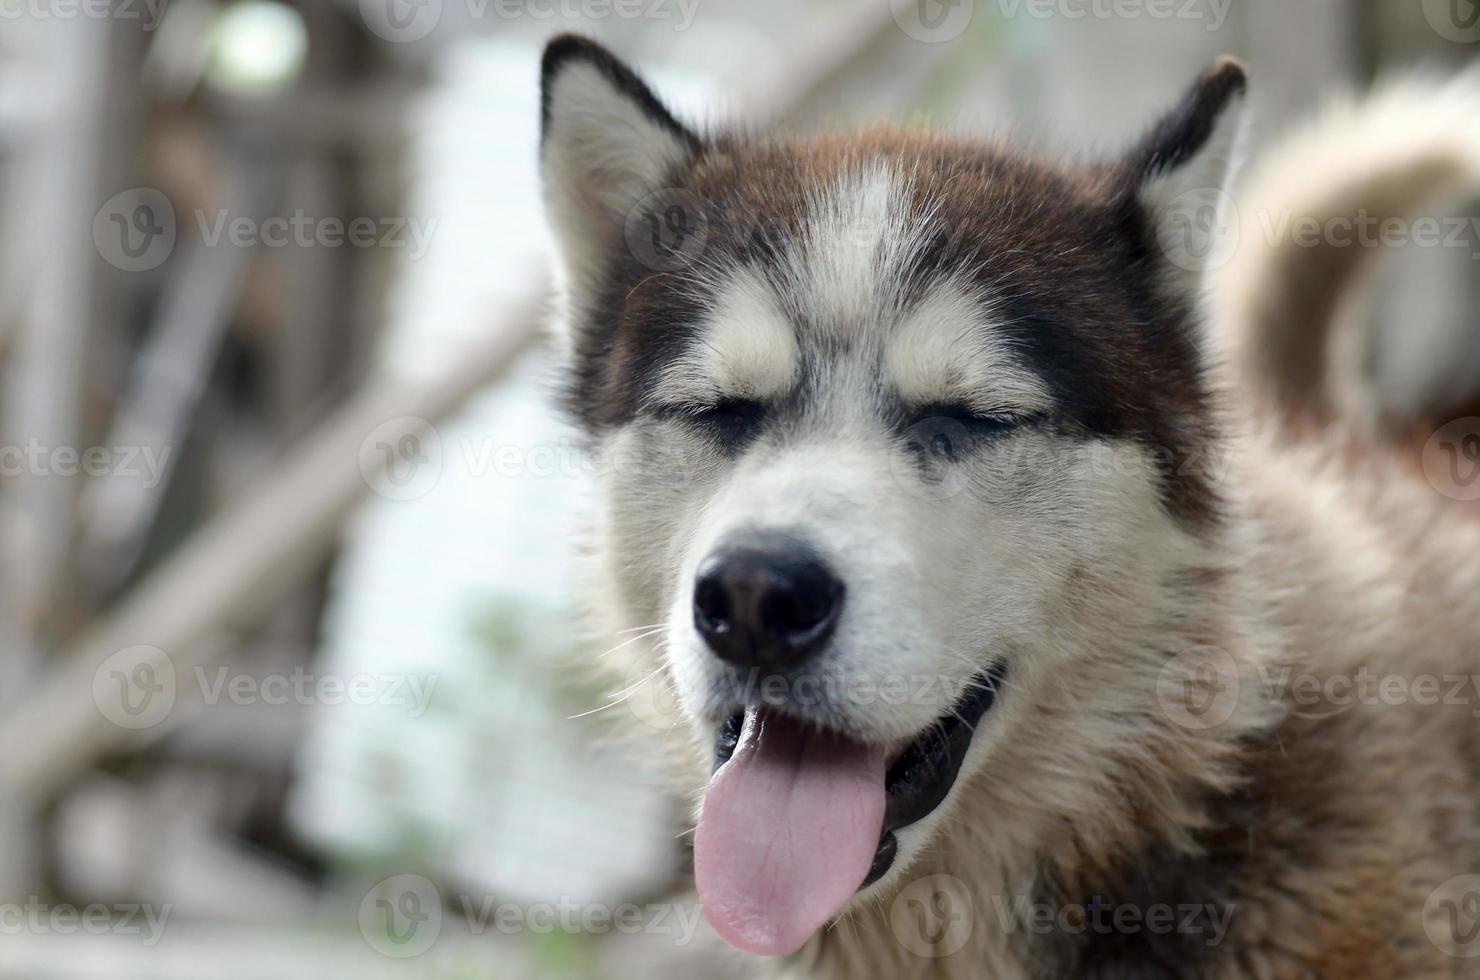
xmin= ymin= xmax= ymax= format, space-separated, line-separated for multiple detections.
xmin=762 ymin=400 xmax=1480 ymax=980
xmin=766 ymin=101 xmax=1480 ymax=980
xmin=595 ymin=125 xmax=1224 ymax=528
xmin=543 ymin=39 xmax=1480 ymax=978
xmin=771 ymin=77 xmax=1480 ymax=979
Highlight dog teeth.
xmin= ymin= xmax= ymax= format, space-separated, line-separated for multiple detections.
xmin=712 ymin=712 xmax=745 ymax=772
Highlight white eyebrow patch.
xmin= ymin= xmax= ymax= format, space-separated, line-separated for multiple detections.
xmin=654 ymin=269 xmax=799 ymax=406
xmin=788 ymin=162 xmax=926 ymax=339
xmin=798 ymin=164 xmax=907 ymax=329
xmin=885 ymin=284 xmax=1053 ymax=417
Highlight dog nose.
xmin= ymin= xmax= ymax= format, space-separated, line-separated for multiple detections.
xmin=692 ymin=538 xmax=845 ymax=669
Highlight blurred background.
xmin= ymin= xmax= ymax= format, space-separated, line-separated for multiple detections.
xmin=0 ymin=0 xmax=1475 ymax=977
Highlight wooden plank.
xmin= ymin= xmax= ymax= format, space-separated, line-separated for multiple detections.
xmin=0 ymin=276 xmax=547 ymax=800
xmin=0 ymin=0 xmax=914 ymax=804
xmin=76 ymin=164 xmax=281 ymax=594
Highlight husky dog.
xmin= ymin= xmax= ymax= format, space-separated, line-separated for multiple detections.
xmin=539 ymin=33 xmax=1480 ymax=978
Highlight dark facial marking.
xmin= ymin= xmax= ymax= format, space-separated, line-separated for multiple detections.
xmin=545 ymin=40 xmax=1241 ymax=532
xmin=656 ymin=397 xmax=767 ymax=453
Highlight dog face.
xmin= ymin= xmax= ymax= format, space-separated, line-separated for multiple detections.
xmin=540 ymin=35 xmax=1245 ymax=957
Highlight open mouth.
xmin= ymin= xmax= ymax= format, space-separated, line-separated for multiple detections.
xmin=695 ymin=664 xmax=1006 ymax=957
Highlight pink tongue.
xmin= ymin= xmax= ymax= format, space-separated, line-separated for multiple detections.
xmin=695 ymin=709 xmax=887 ymax=957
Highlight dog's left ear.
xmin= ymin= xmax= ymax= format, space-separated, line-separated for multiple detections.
xmin=1123 ymin=57 xmax=1248 ymax=287
xmin=540 ymin=35 xmax=702 ymax=297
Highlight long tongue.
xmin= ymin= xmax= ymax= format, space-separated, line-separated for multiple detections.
xmin=695 ymin=708 xmax=887 ymax=957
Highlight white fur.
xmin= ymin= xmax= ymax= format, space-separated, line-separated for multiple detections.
xmin=1140 ymin=83 xmax=1250 ymax=301
xmin=609 ymin=166 xmax=1202 ymax=908
xmin=555 ymin=57 xmax=1480 ymax=980
xmin=1213 ymin=67 xmax=1480 ymax=426
xmin=655 ymin=268 xmax=800 ymax=406
xmin=779 ymin=163 xmax=929 ymax=338
xmin=541 ymin=60 xmax=691 ymax=304
xmin=885 ymin=283 xmax=1054 ymax=417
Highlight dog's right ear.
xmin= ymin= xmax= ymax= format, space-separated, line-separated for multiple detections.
xmin=540 ymin=35 xmax=702 ymax=294
xmin=1121 ymin=57 xmax=1248 ymax=297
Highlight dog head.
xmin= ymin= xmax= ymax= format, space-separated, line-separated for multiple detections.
xmin=540 ymin=34 xmax=1246 ymax=957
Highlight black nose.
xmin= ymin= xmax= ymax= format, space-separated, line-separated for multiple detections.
xmin=692 ymin=537 xmax=845 ymax=670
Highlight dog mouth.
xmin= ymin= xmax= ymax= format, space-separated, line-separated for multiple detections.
xmin=695 ymin=664 xmax=1006 ymax=957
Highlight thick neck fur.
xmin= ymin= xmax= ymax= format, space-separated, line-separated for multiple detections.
xmin=556 ymin=45 xmax=1480 ymax=976
xmin=785 ymin=525 xmax=1277 ymax=979
xmin=759 ymin=415 xmax=1480 ymax=978
xmin=581 ymin=422 xmax=1294 ymax=979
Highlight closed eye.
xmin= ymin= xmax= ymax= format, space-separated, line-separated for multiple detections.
xmin=911 ymin=403 xmax=1037 ymax=434
xmin=920 ymin=404 xmax=1028 ymax=434
xmin=657 ymin=398 xmax=766 ymax=449
xmin=902 ymin=404 xmax=1039 ymax=462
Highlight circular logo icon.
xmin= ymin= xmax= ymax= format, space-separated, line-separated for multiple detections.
xmin=890 ymin=416 xmax=973 ymax=502
xmin=623 ymin=188 xmax=710 ymax=272
xmin=891 ymin=0 xmax=975 ymax=43
xmin=93 ymin=189 xmax=176 ymax=273
xmin=1422 ymin=418 xmax=1480 ymax=502
xmin=1156 ymin=645 xmax=1241 ymax=730
xmin=359 ymin=417 xmax=444 ymax=502
xmin=890 ymin=873 xmax=974 ymax=958
xmin=358 ymin=0 xmax=442 ymax=43
xmin=1425 ymin=874 xmax=1480 ymax=958
xmin=1424 ymin=0 xmax=1480 ymax=42
xmin=93 ymin=646 xmax=177 ymax=730
xmin=619 ymin=653 xmax=683 ymax=732
xmin=1155 ymin=187 xmax=1240 ymax=273
xmin=359 ymin=874 xmax=442 ymax=958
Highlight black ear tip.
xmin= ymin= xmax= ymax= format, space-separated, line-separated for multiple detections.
xmin=541 ymin=33 xmax=611 ymax=89
xmin=1122 ymin=54 xmax=1249 ymax=184
xmin=537 ymin=32 xmax=700 ymax=153
xmin=1203 ymin=56 xmax=1249 ymax=98
xmin=540 ymin=33 xmax=635 ymax=138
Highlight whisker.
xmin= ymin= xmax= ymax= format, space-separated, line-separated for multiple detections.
xmin=613 ymin=622 xmax=665 ymax=636
xmin=567 ymin=663 xmax=668 ymax=720
xmin=596 ymin=626 xmax=667 ymax=660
